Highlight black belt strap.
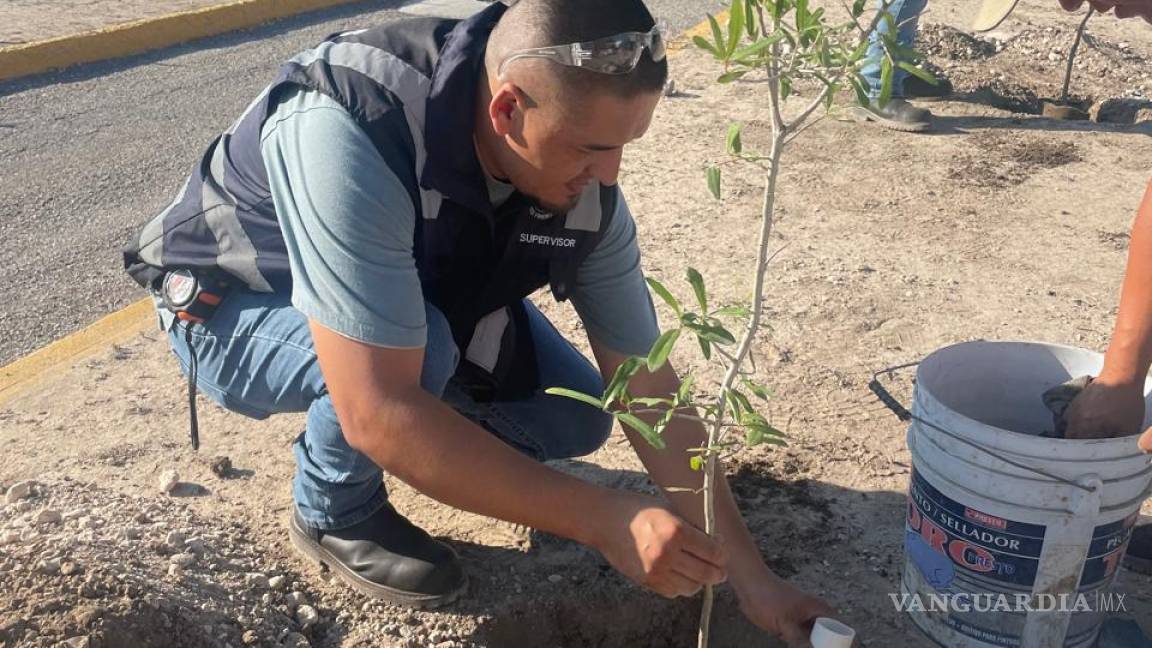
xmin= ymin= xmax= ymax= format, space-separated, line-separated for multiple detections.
xmin=184 ymin=323 xmax=200 ymax=451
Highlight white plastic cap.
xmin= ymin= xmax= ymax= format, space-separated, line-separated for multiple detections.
xmin=809 ymin=617 xmax=856 ymax=648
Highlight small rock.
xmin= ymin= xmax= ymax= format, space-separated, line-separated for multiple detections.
xmin=242 ymin=630 xmax=260 ymax=645
xmin=285 ymin=591 xmax=308 ymax=608
xmin=246 ymin=573 xmax=269 ymax=590
xmin=0 ymin=530 xmax=20 ymax=545
xmin=33 ymin=508 xmax=61 ymax=525
xmin=295 ymin=605 xmax=319 ymax=628
xmin=63 ymin=637 xmax=90 ymax=648
xmin=158 ymin=470 xmax=179 ymax=494
xmin=170 ymin=553 xmax=196 ymax=567
xmin=60 ymin=560 xmax=82 ymax=576
xmin=662 ymin=79 xmax=676 ymax=97
xmin=4 ymin=481 xmax=32 ymax=503
xmin=547 ymin=574 xmax=563 ymax=583
xmin=168 ymin=564 xmax=184 ymax=578
xmin=209 ymin=456 xmax=233 ymax=478
xmin=166 ymin=531 xmax=187 ymax=549
xmin=123 ymin=527 xmax=142 ymax=540
xmin=269 ymin=575 xmax=288 ymax=590
xmin=261 ymin=593 xmax=275 ymax=606
xmin=281 ymin=632 xmax=311 ymax=648
xmin=38 ymin=558 xmax=61 ymax=575
xmin=185 ymin=538 xmax=206 ymax=554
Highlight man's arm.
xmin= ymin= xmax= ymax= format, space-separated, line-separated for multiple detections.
xmin=311 ymin=322 xmax=728 ymax=597
xmin=1065 ymin=180 xmax=1152 ymax=451
xmin=588 ymin=339 xmax=834 ymax=646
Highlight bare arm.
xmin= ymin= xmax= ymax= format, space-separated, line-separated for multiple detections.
xmin=310 ymin=321 xmax=613 ymax=545
xmin=1099 ymin=181 xmax=1152 ymax=386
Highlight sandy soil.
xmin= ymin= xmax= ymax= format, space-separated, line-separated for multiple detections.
xmin=1 ymin=1 xmax=1151 ymax=646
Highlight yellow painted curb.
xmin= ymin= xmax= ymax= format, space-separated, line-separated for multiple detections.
xmin=0 ymin=298 xmax=155 ymax=406
xmin=0 ymin=0 xmax=366 ymax=83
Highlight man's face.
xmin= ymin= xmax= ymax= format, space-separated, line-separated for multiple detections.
xmin=493 ymin=88 xmax=661 ymax=214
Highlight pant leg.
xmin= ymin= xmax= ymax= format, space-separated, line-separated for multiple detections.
xmin=443 ymin=301 xmax=614 ymax=462
xmin=166 ymin=289 xmax=459 ymax=530
xmin=860 ymin=0 xmax=929 ymax=98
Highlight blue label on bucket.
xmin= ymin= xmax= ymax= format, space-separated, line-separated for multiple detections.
xmin=1079 ymin=513 xmax=1136 ymax=589
xmin=908 ymin=468 xmax=1047 ymax=589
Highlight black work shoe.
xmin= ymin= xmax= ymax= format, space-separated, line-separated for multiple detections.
xmin=903 ymin=74 xmax=953 ymax=102
xmin=289 ymin=503 xmax=467 ymax=608
xmin=849 ymin=98 xmax=932 ymax=132
xmin=1124 ymin=517 xmax=1152 ymax=575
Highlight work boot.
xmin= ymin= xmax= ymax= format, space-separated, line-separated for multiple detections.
xmin=1124 ymin=517 xmax=1152 ymax=575
xmin=848 ymin=98 xmax=932 ymax=133
xmin=903 ymin=74 xmax=953 ymax=102
xmin=289 ymin=502 xmax=467 ymax=608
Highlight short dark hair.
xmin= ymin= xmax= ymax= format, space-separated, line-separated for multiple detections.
xmin=485 ymin=0 xmax=667 ymax=101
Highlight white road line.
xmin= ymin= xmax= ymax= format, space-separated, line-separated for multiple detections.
xmin=398 ymin=0 xmax=489 ymax=19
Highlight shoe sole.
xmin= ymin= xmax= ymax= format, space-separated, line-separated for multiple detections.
xmin=847 ymin=105 xmax=930 ymax=133
xmin=288 ymin=514 xmax=467 ymax=609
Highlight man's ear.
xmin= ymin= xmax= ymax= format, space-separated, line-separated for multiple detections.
xmin=488 ymin=82 xmax=524 ymax=137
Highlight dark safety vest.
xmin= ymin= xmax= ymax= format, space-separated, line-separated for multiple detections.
xmin=123 ymin=3 xmax=617 ymax=400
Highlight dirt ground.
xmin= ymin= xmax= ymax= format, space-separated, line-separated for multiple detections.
xmin=2 ymin=0 xmax=1152 ymax=646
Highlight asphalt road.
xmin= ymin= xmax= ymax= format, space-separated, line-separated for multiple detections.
xmin=0 ymin=0 xmax=723 ymax=366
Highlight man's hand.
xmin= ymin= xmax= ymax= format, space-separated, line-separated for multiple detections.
xmin=736 ymin=574 xmax=838 ymax=648
xmin=1063 ymin=378 xmax=1145 ymax=437
xmin=1059 ymin=0 xmax=1152 ymax=23
xmin=596 ymin=493 xmax=728 ymax=598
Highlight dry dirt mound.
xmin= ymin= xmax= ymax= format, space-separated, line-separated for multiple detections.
xmin=918 ymin=22 xmax=1152 ymax=120
xmin=0 ymin=477 xmax=324 ymax=648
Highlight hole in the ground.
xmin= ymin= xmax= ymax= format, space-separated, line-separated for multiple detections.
xmin=473 ymin=589 xmax=765 ymax=648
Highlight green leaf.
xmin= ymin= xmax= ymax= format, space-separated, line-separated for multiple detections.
xmin=646 ymin=277 xmax=682 ymax=318
xmin=745 ymin=0 xmax=758 ymax=37
xmin=604 ymin=357 xmax=642 ymax=406
xmin=708 ymin=14 xmax=726 ymax=55
xmin=646 ymin=328 xmax=681 ymax=372
xmin=726 ymin=123 xmax=743 ymax=155
xmin=685 ymin=268 xmax=708 ymax=313
xmin=616 ymin=412 xmax=665 ymax=449
xmin=698 ymin=336 xmax=713 ymax=360
xmin=685 ymin=320 xmax=736 ymax=345
xmin=727 ymin=0 xmax=746 ymax=58
xmin=717 ymin=70 xmax=748 ymax=84
xmin=676 ymin=374 xmax=695 ymax=403
xmin=780 ymin=76 xmax=792 ymax=101
xmin=898 ymin=61 xmax=937 ymax=85
xmin=692 ymin=35 xmax=720 ymax=57
xmin=729 ymin=389 xmax=754 ymax=413
xmin=741 ymin=378 xmax=772 ymax=400
xmin=849 ymin=74 xmax=870 ymax=106
xmin=631 ymin=397 xmax=673 ymax=407
xmin=545 ymin=387 xmax=605 ymax=409
xmin=732 ymin=33 xmax=781 ymax=61
xmin=878 ymin=56 xmax=893 ymax=108
xmin=851 ymin=0 xmax=866 ymax=17
xmin=713 ymin=305 xmax=751 ymax=318
xmin=690 ymin=455 xmax=704 ymax=471
xmin=706 ymin=166 xmax=721 ymax=200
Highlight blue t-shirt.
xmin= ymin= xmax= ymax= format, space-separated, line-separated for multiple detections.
xmin=259 ymin=87 xmax=659 ymax=356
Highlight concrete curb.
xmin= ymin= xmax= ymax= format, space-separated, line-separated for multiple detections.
xmin=0 ymin=0 xmax=367 ymax=84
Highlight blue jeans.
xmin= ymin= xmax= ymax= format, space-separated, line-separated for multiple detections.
xmin=166 ymin=289 xmax=612 ymax=530
xmin=860 ymin=0 xmax=928 ymax=99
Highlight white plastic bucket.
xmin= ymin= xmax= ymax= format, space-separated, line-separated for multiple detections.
xmin=896 ymin=341 xmax=1152 ymax=648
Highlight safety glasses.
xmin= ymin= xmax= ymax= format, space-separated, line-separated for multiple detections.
xmin=497 ymin=19 xmax=667 ymax=77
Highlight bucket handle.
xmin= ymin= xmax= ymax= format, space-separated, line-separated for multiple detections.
xmin=869 ymin=362 xmax=1098 ymax=494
